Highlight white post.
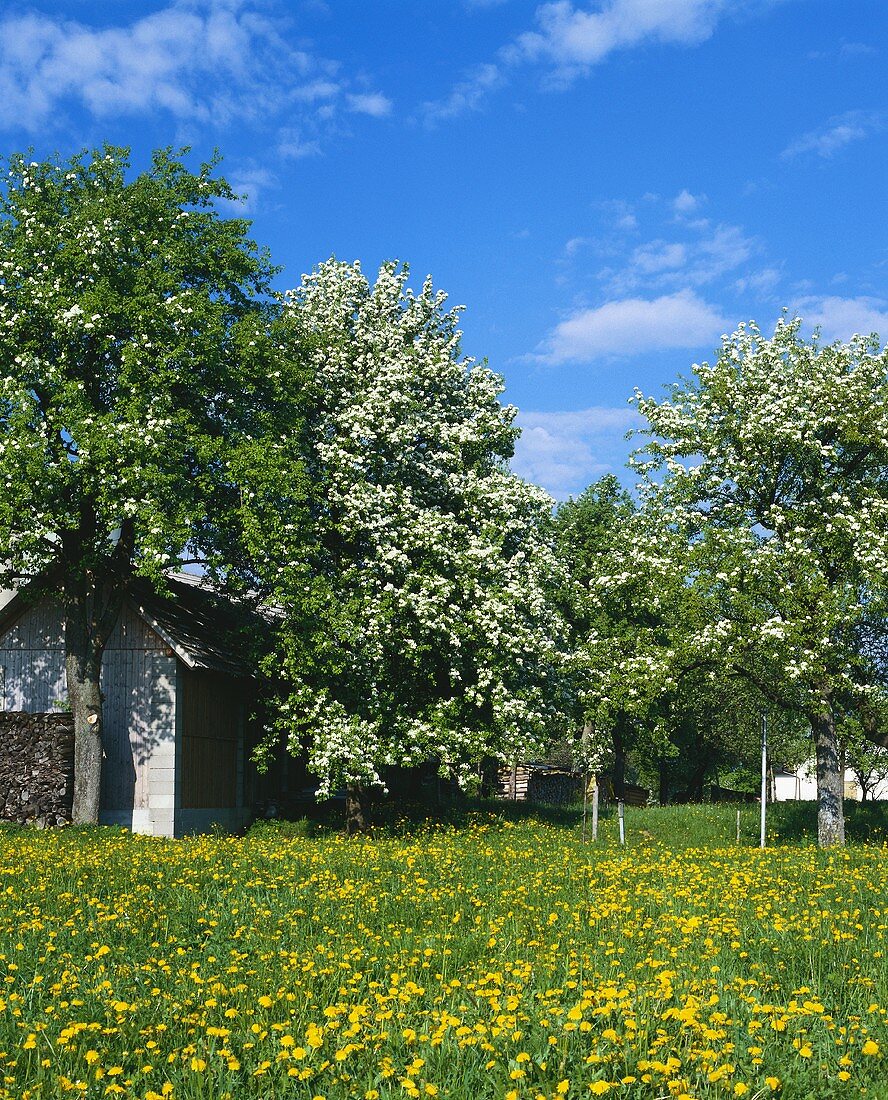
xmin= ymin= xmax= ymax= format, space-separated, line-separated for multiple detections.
xmin=591 ymin=779 xmax=599 ymax=841
xmin=760 ymin=713 xmax=767 ymax=849
xmin=618 ymin=800 xmax=625 ymax=846
xmin=736 ymin=808 xmax=741 ymax=844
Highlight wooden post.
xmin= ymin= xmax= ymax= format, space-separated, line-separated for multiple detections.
xmin=592 ymin=778 xmax=599 ymax=841
xmin=736 ymin=808 xmax=740 ymax=844
xmin=760 ymin=713 xmax=767 ymax=850
xmin=510 ymin=758 xmax=518 ymax=801
xmin=618 ymin=799 xmax=625 ymax=846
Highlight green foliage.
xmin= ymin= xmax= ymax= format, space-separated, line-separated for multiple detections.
xmin=633 ymin=316 xmax=888 ymax=722
xmin=0 ymin=144 xmax=281 ymax=591
xmin=625 ymin=318 xmax=888 ymax=841
xmin=245 ymin=260 xmax=571 ymax=795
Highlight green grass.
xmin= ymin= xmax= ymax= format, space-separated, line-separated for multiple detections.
xmin=1 ymin=804 xmax=888 ymax=1099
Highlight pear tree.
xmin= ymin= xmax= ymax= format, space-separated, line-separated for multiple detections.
xmin=0 ymin=146 xmax=280 ymax=823
xmin=249 ymin=260 xmax=569 ymax=829
xmin=633 ymin=318 xmax=888 ymax=845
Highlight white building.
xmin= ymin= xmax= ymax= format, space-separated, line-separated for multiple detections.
xmin=773 ymin=760 xmax=888 ymax=802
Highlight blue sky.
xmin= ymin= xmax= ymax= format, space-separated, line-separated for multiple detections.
xmin=0 ymin=0 xmax=885 ymax=497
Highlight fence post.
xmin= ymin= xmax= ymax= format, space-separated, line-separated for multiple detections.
xmin=592 ymin=779 xmax=599 ymax=842
xmin=760 ymin=713 xmax=768 ymax=849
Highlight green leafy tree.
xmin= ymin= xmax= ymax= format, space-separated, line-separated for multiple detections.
xmin=554 ymin=476 xmax=642 ymax=792
xmin=0 ymin=146 xmax=280 ymax=823
xmin=246 ymin=260 xmax=569 ymax=830
xmin=839 ymin=705 xmax=888 ymax=801
xmin=634 ymin=317 xmax=888 ymax=845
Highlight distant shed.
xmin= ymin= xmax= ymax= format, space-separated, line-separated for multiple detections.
xmin=0 ymin=575 xmax=266 ymax=837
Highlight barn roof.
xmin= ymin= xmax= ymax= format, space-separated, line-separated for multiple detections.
xmin=132 ymin=575 xmax=264 ymax=676
xmin=0 ymin=573 xmax=266 ymax=678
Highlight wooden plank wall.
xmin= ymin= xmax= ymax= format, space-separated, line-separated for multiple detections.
xmin=180 ymin=670 xmax=241 ymax=809
xmin=0 ymin=600 xmax=66 ymax=712
xmin=0 ymin=600 xmax=176 ymax=826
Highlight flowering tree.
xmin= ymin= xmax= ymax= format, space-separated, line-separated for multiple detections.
xmin=250 ymin=260 xmax=569 ymax=829
xmin=633 ymin=317 xmax=888 ymax=845
xmin=554 ymin=476 xmax=662 ymax=791
xmin=0 ymin=146 xmax=279 ymax=823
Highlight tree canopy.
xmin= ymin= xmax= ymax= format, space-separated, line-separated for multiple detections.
xmin=631 ymin=317 xmax=888 ymax=843
xmin=0 ymin=145 xmax=282 ymax=821
xmin=244 ymin=260 xmax=569 ymax=826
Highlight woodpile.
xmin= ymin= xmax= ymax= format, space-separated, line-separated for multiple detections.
xmin=0 ymin=712 xmax=74 ymax=827
xmin=495 ymin=763 xmax=583 ymax=805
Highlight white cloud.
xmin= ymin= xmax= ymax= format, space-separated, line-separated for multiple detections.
xmin=428 ymin=0 xmax=745 ymax=120
xmin=508 ymin=0 xmax=735 ymax=80
xmin=839 ymin=41 xmax=877 ymax=58
xmin=294 ymin=79 xmax=340 ymax=103
xmin=793 ymin=295 xmax=888 ymax=343
xmin=601 ymin=220 xmax=756 ymax=294
xmin=672 ymin=188 xmax=704 ymax=214
xmin=733 ymin=266 xmax=781 ymax=295
xmin=277 ymin=127 xmax=322 ymax=160
xmin=224 ymin=165 xmax=277 ymax=212
xmin=631 ymin=240 xmax=687 ymax=274
xmin=512 ymin=406 xmax=640 ymax=497
xmin=422 ymin=62 xmax=503 ymax=124
xmin=596 ymin=198 xmax=639 ymax=231
xmin=346 ymin=92 xmax=393 ymax=117
xmin=781 ymin=109 xmax=886 ymax=159
xmin=0 ymin=0 xmax=391 ymax=139
xmin=690 ymin=223 xmax=754 ymax=282
xmin=809 ymin=41 xmax=877 ymax=61
xmin=564 ymin=235 xmax=594 ymax=256
xmin=538 ymin=289 xmax=727 ymax=362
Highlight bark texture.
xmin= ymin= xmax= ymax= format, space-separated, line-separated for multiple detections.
xmin=812 ymin=695 xmax=845 ymax=847
xmin=345 ymin=782 xmax=370 ymax=834
xmin=64 ymin=574 xmax=126 ymax=825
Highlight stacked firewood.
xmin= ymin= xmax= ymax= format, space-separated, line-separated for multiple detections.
xmin=495 ymin=763 xmax=584 ymax=805
xmin=0 ymin=712 xmax=74 ymax=826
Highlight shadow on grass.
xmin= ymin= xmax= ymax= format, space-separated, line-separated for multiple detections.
xmin=766 ymin=800 xmax=888 ymax=844
xmin=248 ymin=796 xmax=592 ymax=839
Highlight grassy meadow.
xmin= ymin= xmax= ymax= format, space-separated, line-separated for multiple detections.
xmin=1 ymin=803 xmax=888 ymax=1099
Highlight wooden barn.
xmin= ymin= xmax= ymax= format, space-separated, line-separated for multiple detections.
xmin=0 ymin=575 xmax=271 ymax=837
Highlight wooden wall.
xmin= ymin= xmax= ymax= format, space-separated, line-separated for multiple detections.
xmin=0 ymin=599 xmax=67 ymax=713
xmin=0 ymin=599 xmax=177 ymax=834
xmin=180 ymin=670 xmax=243 ymax=810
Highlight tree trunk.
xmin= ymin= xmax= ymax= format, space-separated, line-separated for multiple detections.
xmin=66 ymin=602 xmax=105 ymax=825
xmin=658 ymin=756 xmax=669 ymax=805
xmin=811 ymin=693 xmax=845 ymax=847
xmin=685 ymin=741 xmax=713 ymax=803
xmin=345 ymin=782 xmax=370 ymax=834
xmin=64 ymin=578 xmax=125 ymax=825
